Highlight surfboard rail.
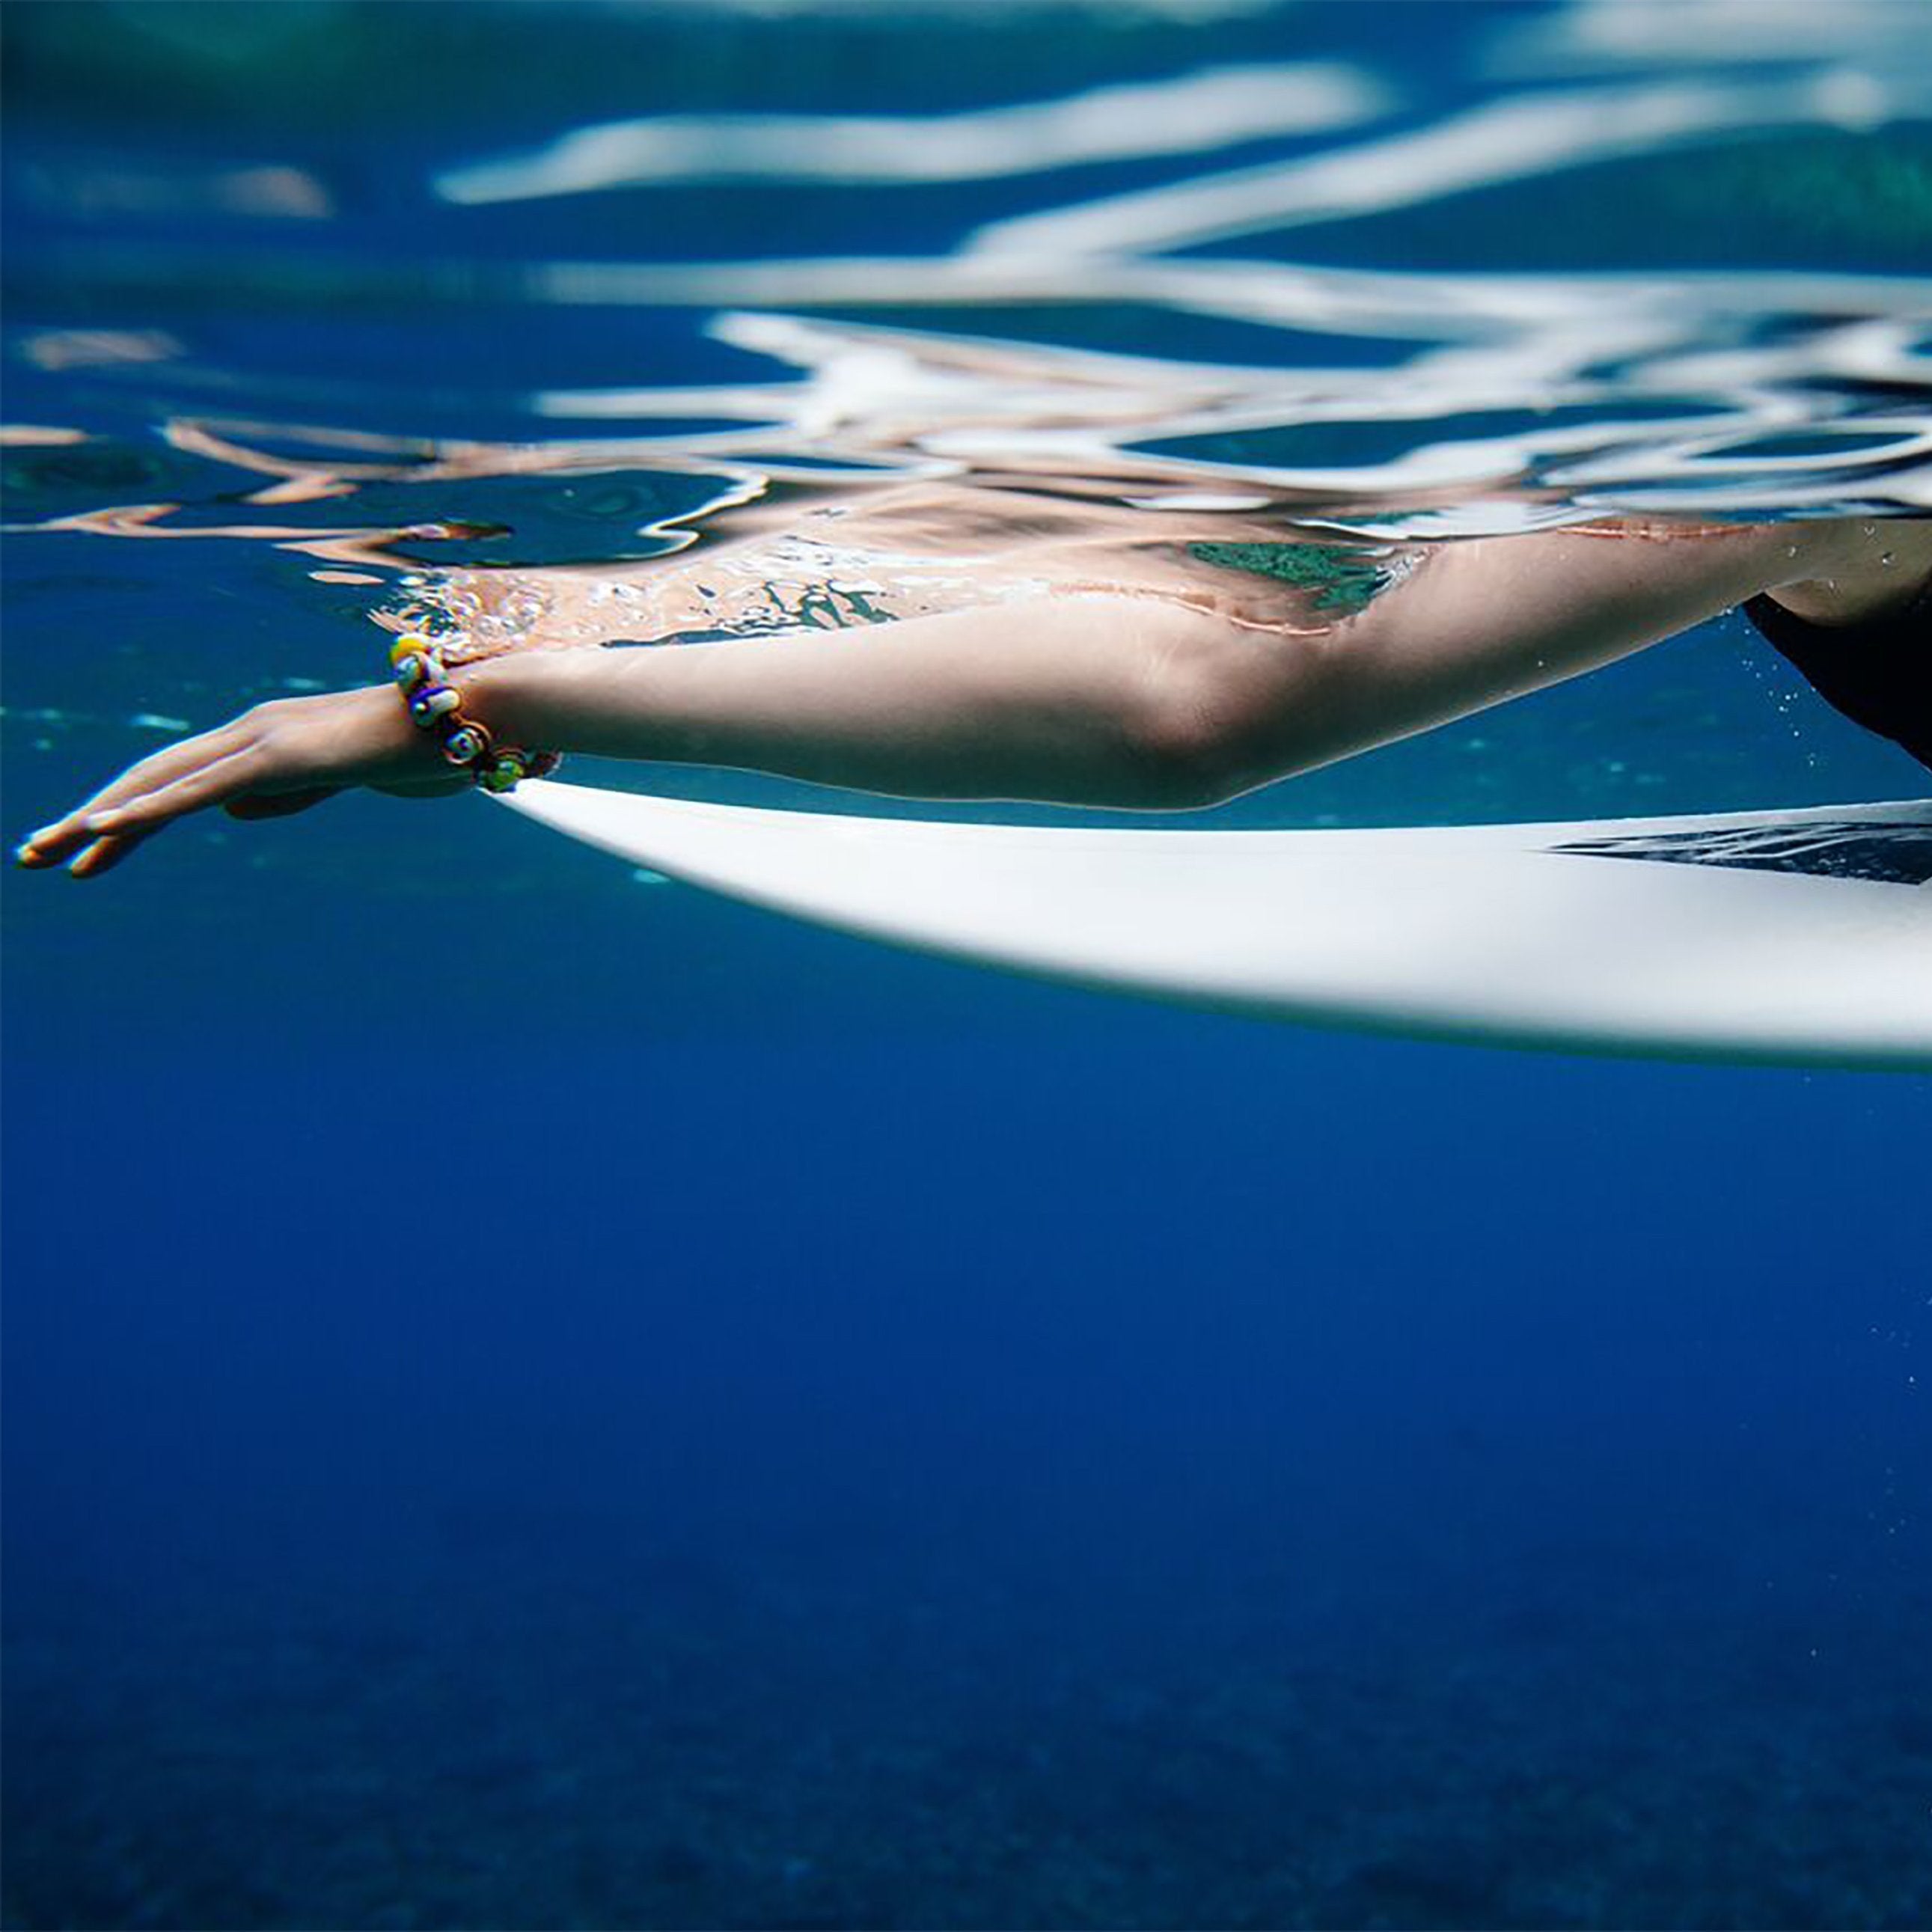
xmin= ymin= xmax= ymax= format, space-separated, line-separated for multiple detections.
xmin=497 ymin=783 xmax=1932 ymax=1069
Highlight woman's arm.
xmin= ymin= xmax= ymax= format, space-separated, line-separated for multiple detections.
xmin=457 ymin=521 xmax=1839 ymax=798
xmin=15 ymin=517 xmax=1901 ymax=877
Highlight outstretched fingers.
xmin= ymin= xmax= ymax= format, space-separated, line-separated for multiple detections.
xmin=25 ymin=746 xmax=269 ymax=875
xmin=82 ymin=748 xmax=272 ymax=836
xmin=66 ymin=773 xmax=328 ymax=875
xmin=16 ymin=725 xmax=253 ymax=867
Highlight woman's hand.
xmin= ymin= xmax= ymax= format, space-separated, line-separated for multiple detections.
xmin=16 ymin=685 xmax=465 ymax=878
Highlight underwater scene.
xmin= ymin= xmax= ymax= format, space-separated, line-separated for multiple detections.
xmin=4 ymin=1 xmax=1930 ymax=1925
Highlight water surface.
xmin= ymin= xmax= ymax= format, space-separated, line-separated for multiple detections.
xmin=4 ymin=4 xmax=1931 ymax=1927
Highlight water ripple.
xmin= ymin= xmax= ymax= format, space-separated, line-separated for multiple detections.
xmin=4 ymin=0 xmax=1928 ymax=596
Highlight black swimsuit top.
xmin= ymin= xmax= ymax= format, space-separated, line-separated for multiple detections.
xmin=1743 ymin=572 xmax=1932 ymax=774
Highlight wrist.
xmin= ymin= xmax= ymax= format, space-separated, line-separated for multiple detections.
xmin=389 ymin=637 xmax=563 ymax=789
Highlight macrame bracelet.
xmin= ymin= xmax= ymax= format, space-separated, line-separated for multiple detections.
xmin=387 ymin=635 xmax=561 ymax=793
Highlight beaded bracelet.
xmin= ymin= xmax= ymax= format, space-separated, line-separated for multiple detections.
xmin=387 ymin=635 xmax=561 ymax=793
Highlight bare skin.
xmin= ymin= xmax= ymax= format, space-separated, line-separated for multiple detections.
xmin=16 ymin=515 xmax=1930 ymax=878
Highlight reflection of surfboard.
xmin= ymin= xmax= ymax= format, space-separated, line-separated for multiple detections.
xmin=499 ymin=782 xmax=1932 ymax=1068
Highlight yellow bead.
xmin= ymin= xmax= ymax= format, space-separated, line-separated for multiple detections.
xmin=389 ymin=633 xmax=428 ymax=667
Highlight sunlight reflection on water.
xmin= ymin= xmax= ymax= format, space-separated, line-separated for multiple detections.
xmin=3 ymin=0 xmax=1928 ymax=724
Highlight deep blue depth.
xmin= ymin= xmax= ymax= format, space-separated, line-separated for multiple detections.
xmin=4 ymin=4 xmax=1931 ymax=1927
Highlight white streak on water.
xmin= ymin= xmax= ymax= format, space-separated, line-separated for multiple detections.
xmin=525 ymin=255 xmax=1932 ymax=351
xmin=968 ymin=72 xmax=1925 ymax=258
xmin=11 ymin=2 xmax=1928 ymax=537
xmin=522 ymin=284 xmax=1932 ymax=526
xmin=435 ymin=63 xmax=1391 ymax=203
xmin=1490 ymin=0 xmax=1932 ymax=78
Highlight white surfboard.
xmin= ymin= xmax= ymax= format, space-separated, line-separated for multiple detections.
xmin=498 ymin=782 xmax=1932 ymax=1068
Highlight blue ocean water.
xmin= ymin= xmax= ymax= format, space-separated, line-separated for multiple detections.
xmin=4 ymin=3 xmax=1931 ymax=1927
